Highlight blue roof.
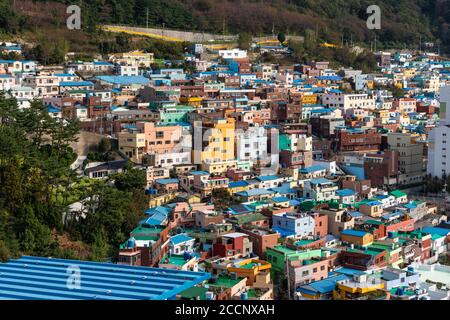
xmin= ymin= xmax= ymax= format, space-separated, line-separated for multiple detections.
xmin=142 ymin=206 xmax=170 ymax=225
xmin=155 ymin=178 xmax=179 ymax=185
xmin=93 ymin=61 xmax=114 ymax=66
xmin=289 ymin=199 xmax=302 ymax=206
xmin=272 ymin=227 xmax=296 ymax=237
xmin=333 ymin=267 xmax=367 ymax=277
xmin=297 ymin=274 xmax=349 ymax=294
xmin=316 ymin=76 xmax=343 ymax=81
xmin=300 ymin=165 xmax=326 ymax=174
xmin=228 ymin=180 xmax=249 ymax=188
xmin=309 ymin=178 xmax=333 ymax=185
xmin=256 ymin=175 xmax=279 ymax=182
xmin=47 ymin=106 xmax=61 ymax=113
xmin=348 ymin=211 xmax=363 ymax=218
xmin=341 ymin=229 xmax=369 ymax=238
xmin=271 ymin=196 xmax=290 ymax=203
xmin=340 ymin=165 xmax=365 ymax=180
xmin=96 ymin=76 xmax=149 ymax=85
xmin=236 ymin=188 xmax=275 ymax=197
xmin=60 ymin=81 xmax=94 ymax=87
xmin=0 ymin=256 xmax=210 ymax=300
xmin=190 ymin=171 xmax=209 ymax=175
xmin=336 ymin=189 xmax=356 ymax=197
xmin=169 ymin=234 xmax=194 ymax=245
xmin=270 ymin=183 xmax=296 ymax=195
xmin=364 ymin=200 xmax=383 ymax=207
xmin=422 ymin=227 xmax=450 ymax=237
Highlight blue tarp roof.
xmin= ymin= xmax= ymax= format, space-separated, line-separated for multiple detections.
xmin=0 ymin=256 xmax=210 ymax=300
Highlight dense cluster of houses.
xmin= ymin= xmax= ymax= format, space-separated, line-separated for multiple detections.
xmin=3 ymin=41 xmax=450 ymax=300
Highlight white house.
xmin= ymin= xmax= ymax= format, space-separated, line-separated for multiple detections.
xmin=168 ymin=234 xmax=195 ymax=255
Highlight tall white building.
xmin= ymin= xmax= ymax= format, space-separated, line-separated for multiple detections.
xmin=235 ymin=126 xmax=268 ymax=165
xmin=427 ymin=86 xmax=450 ymax=177
xmin=323 ymin=92 xmax=376 ymax=116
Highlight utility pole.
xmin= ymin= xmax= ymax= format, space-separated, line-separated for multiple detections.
xmin=272 ymin=23 xmax=275 ymax=38
xmin=222 ymin=19 xmax=226 ymax=36
xmin=146 ymin=8 xmax=149 ymax=30
xmin=374 ymin=34 xmax=377 ymax=52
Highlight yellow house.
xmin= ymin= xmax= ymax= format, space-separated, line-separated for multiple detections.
xmin=227 ymin=259 xmax=272 ymax=285
xmin=333 ymin=274 xmax=385 ymax=300
xmin=402 ymin=68 xmax=417 ymax=79
xmin=359 ymin=201 xmax=383 ymax=217
xmin=341 ymin=230 xmax=374 ymax=246
xmin=110 ymin=50 xmax=155 ymax=67
xmin=179 ymin=96 xmax=203 ymax=107
xmin=301 ymin=94 xmax=318 ymax=105
xmin=195 ymin=118 xmax=235 ymax=165
xmin=117 ymin=131 xmax=146 ymax=163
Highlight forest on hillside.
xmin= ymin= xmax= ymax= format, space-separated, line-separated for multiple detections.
xmin=1 ymin=0 xmax=447 ymax=52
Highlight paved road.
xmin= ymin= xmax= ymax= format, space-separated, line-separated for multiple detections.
xmin=101 ymin=25 xmax=304 ymax=43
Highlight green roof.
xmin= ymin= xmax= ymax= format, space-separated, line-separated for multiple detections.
xmin=209 ymin=275 xmax=244 ymax=289
xmin=233 ymin=212 xmax=267 ymax=224
xmin=366 ymin=220 xmax=384 ymax=225
xmin=162 ymin=254 xmax=189 ymax=266
xmin=390 ymin=190 xmax=407 ymax=198
xmin=178 ymin=286 xmax=209 ymax=299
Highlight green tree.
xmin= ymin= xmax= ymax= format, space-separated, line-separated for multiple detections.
xmin=238 ymin=33 xmax=253 ymax=50
xmin=277 ymin=32 xmax=286 ymax=45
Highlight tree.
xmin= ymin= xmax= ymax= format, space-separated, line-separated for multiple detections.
xmin=238 ymin=33 xmax=253 ymax=50
xmin=98 ymin=138 xmax=111 ymax=154
xmin=277 ymin=32 xmax=286 ymax=45
xmin=113 ymin=167 xmax=147 ymax=192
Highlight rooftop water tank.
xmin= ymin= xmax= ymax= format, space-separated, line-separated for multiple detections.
xmin=127 ymin=237 xmax=136 ymax=248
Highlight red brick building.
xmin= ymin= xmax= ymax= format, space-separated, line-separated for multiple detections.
xmin=334 ymin=127 xmax=382 ymax=153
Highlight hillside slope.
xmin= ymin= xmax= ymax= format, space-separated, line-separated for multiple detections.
xmin=1 ymin=0 xmax=449 ymax=53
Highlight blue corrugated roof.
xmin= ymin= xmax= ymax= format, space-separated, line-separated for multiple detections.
xmin=271 ymin=196 xmax=290 ymax=203
xmin=341 ymin=229 xmax=368 ymax=238
xmin=272 ymin=227 xmax=296 ymax=237
xmin=236 ymin=188 xmax=275 ymax=197
xmin=169 ymin=234 xmax=194 ymax=245
xmin=0 ymin=256 xmax=210 ymax=300
xmin=309 ymin=178 xmax=333 ymax=185
xmin=336 ymin=189 xmax=356 ymax=197
xmin=60 ymin=81 xmax=94 ymax=87
xmin=96 ymin=76 xmax=149 ymax=85
xmin=155 ymin=178 xmax=179 ymax=185
xmin=229 ymin=180 xmax=249 ymax=188
xmin=300 ymin=165 xmax=326 ymax=174
xmin=422 ymin=227 xmax=450 ymax=237
xmin=297 ymin=274 xmax=349 ymax=294
xmin=256 ymin=175 xmax=279 ymax=182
